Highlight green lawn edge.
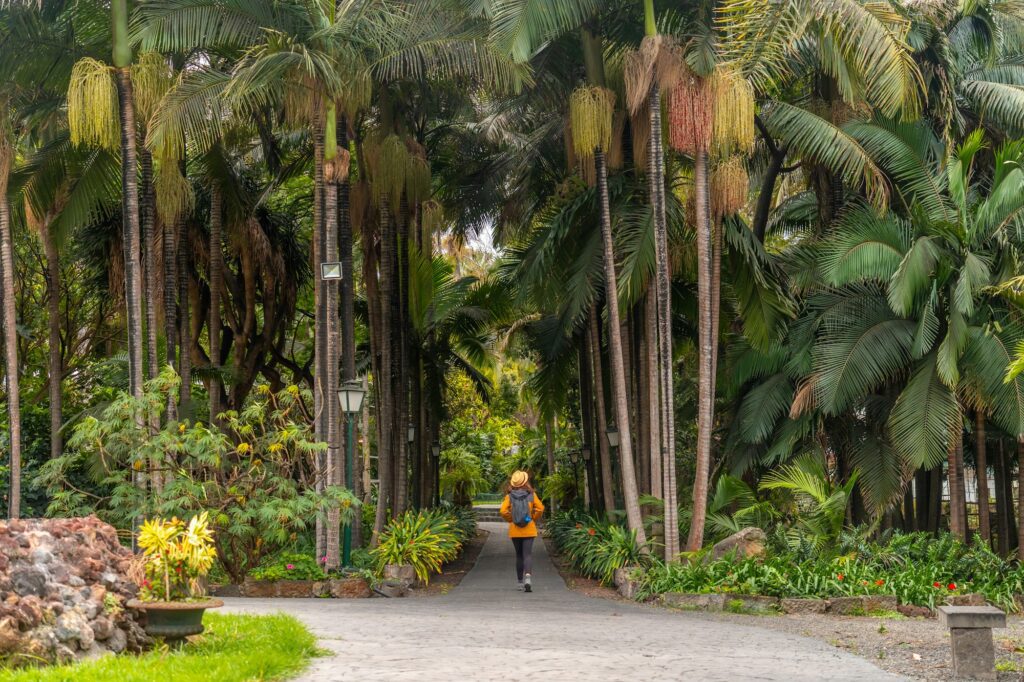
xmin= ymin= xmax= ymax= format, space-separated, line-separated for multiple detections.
xmin=0 ymin=612 xmax=320 ymax=682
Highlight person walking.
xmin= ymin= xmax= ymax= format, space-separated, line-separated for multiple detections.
xmin=500 ymin=470 xmax=545 ymax=592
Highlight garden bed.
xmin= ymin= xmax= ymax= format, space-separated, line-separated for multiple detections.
xmin=0 ymin=613 xmax=318 ymax=682
xmin=407 ymin=529 xmax=489 ymax=598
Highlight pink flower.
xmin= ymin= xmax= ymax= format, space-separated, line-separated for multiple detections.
xmin=320 ymin=556 xmax=327 ymax=563
xmin=286 ymin=564 xmax=295 ymax=570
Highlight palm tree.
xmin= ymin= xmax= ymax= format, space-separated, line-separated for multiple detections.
xmin=0 ymin=113 xmax=20 ymax=518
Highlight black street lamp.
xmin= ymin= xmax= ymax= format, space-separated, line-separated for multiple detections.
xmin=337 ymin=380 xmax=366 ymax=567
xmin=606 ymin=424 xmax=620 ymax=448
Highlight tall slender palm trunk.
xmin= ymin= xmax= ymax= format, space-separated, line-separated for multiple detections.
xmin=975 ymin=411 xmax=990 ymax=546
xmin=140 ymin=151 xmax=159 ymax=388
xmin=0 ymin=151 xmax=21 ymax=518
xmin=589 ymin=308 xmax=615 ymax=513
xmin=163 ymin=172 xmax=178 ymax=422
xmin=209 ymin=185 xmax=223 ymax=424
xmin=176 ymin=212 xmax=191 ymax=416
xmin=647 ymin=83 xmax=678 ymax=558
xmin=41 ymin=222 xmax=62 ymax=463
xmin=687 ymin=150 xmax=713 ymax=552
xmin=595 ymin=149 xmax=646 ymax=544
xmin=948 ymin=425 xmax=967 ymax=540
xmin=323 ymin=159 xmax=341 ymax=570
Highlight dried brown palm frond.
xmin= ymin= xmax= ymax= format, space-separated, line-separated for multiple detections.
xmin=569 ymin=86 xmax=616 ymax=160
xmin=364 ymin=133 xmax=408 ymax=212
xmin=631 ymin=100 xmax=650 ymax=171
xmin=652 ymin=35 xmax=687 ymax=93
xmin=710 ymin=67 xmax=755 ymax=158
xmin=623 ymin=47 xmax=654 ymax=116
xmin=67 ymin=58 xmax=119 ymax=151
xmin=324 ymin=146 xmax=351 ymax=184
xmin=710 ymin=156 xmax=749 ymax=219
xmin=668 ymin=73 xmax=713 ymax=155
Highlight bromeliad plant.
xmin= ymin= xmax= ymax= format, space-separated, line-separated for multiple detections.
xmin=371 ymin=510 xmax=464 ymax=583
xmin=137 ymin=512 xmax=217 ymax=602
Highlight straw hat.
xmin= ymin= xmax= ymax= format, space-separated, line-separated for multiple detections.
xmin=510 ymin=471 xmax=529 ymax=488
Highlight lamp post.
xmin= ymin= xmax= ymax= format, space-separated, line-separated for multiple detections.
xmin=337 ymin=380 xmax=366 ymax=567
xmin=431 ymin=440 xmax=441 ymax=507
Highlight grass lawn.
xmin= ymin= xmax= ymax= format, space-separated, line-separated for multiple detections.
xmin=0 ymin=613 xmax=319 ymax=682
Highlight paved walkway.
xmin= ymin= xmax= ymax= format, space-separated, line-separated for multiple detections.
xmin=222 ymin=523 xmax=901 ymax=681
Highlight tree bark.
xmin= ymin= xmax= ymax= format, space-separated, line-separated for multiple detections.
xmin=1017 ymin=438 xmax=1024 ymax=561
xmin=647 ymin=84 xmax=678 ymax=560
xmin=994 ymin=438 xmax=1010 ymax=555
xmin=176 ymin=215 xmax=191 ymax=417
xmin=687 ymin=150 xmax=714 ymax=552
xmin=948 ymin=425 xmax=967 ymax=540
xmin=0 ymin=154 xmax=21 ymax=518
xmin=208 ymin=184 xmax=223 ymax=425
xmin=40 ymin=222 xmax=62 ymax=463
xmin=975 ymin=411 xmax=991 ymax=546
xmin=114 ymin=67 xmax=146 ymax=504
xmin=163 ymin=164 xmax=178 ymax=422
xmin=928 ymin=463 xmax=942 ymax=534
xmin=590 ymin=307 xmax=615 ymax=513
xmin=578 ymin=335 xmax=600 ymax=512
xmin=323 ymin=150 xmax=341 ymax=570
xmin=595 ymin=148 xmax=646 ymax=545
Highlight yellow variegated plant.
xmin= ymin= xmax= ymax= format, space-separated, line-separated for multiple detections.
xmin=137 ymin=512 xmax=217 ymax=602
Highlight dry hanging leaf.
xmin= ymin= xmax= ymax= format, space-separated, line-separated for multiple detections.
xmin=569 ymin=86 xmax=616 ymax=160
xmin=710 ymin=156 xmax=749 ymax=219
xmin=668 ymin=73 xmax=713 ymax=155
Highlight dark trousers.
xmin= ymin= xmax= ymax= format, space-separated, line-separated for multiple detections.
xmin=512 ymin=537 xmax=534 ymax=581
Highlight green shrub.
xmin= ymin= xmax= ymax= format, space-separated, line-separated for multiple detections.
xmin=371 ymin=510 xmax=463 ymax=583
xmin=248 ymin=552 xmax=327 ymax=582
xmin=547 ymin=512 xmax=654 ymax=585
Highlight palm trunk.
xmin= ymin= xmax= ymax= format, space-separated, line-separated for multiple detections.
xmin=648 ymin=85 xmax=679 ymax=559
xmin=595 ymin=148 xmax=646 ymax=544
xmin=578 ymin=336 xmax=599 ymax=512
xmin=589 ymin=307 xmax=615 ymax=513
xmin=372 ymin=196 xmax=395 ymax=542
xmin=176 ymin=213 xmax=191 ymax=416
xmin=687 ymin=150 xmax=713 ymax=552
xmin=114 ymin=66 xmax=146 ymax=507
xmin=163 ymin=167 xmax=178 ymax=422
xmin=975 ymin=411 xmax=990 ymax=546
xmin=545 ymin=417 xmax=557 ymax=512
xmin=0 ymin=154 xmax=21 ymax=518
xmin=208 ymin=184 xmax=223 ymax=425
xmin=994 ymin=438 xmax=1010 ymax=555
xmin=338 ymin=124 xmax=358 ymax=544
xmin=645 ymin=289 xmax=661 ymax=500
xmin=313 ymin=136 xmax=326 ymax=560
xmin=948 ymin=424 xmax=967 ymax=540
xmin=140 ymin=151 xmax=159 ymax=387
xmin=41 ymin=222 xmax=62 ymax=463
xmin=1017 ymin=439 xmax=1024 ymax=561
xmin=323 ymin=140 xmax=341 ymax=570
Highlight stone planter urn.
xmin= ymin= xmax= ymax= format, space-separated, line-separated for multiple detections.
xmin=127 ymin=599 xmax=224 ymax=643
xmin=383 ymin=564 xmax=415 ymax=583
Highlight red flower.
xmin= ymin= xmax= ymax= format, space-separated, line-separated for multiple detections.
xmin=861 ymin=580 xmax=869 ymax=586
xmin=875 ymin=579 xmax=884 ymax=586
xmin=837 ymin=573 xmax=844 ymax=581
xmin=587 ymin=528 xmax=596 ymax=536
xmin=286 ymin=564 xmax=295 ymax=570
xmin=948 ymin=583 xmax=957 ymax=591
xmin=933 ymin=582 xmax=941 ymax=588
xmin=575 ymin=524 xmax=583 ymax=529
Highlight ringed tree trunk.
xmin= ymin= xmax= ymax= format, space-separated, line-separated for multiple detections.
xmin=140 ymin=151 xmax=159 ymax=388
xmin=589 ymin=306 xmax=615 ymax=513
xmin=176 ymin=211 xmax=191 ymax=417
xmin=595 ymin=148 xmax=646 ymax=544
xmin=163 ymin=167 xmax=178 ymax=422
xmin=975 ymin=411 xmax=990 ymax=547
xmin=687 ymin=150 xmax=714 ymax=553
xmin=948 ymin=423 xmax=967 ymax=540
xmin=0 ymin=147 xmax=21 ymax=518
xmin=1017 ymin=438 xmax=1024 ymax=561
xmin=208 ymin=184 xmax=223 ymax=425
xmin=323 ymin=107 xmax=343 ymax=570
xmin=40 ymin=221 xmax=63 ymax=464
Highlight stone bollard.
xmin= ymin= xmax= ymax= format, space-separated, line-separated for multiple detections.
xmin=937 ymin=605 xmax=1006 ymax=680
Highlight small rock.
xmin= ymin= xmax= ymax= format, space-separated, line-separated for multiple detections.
xmin=53 ymin=643 xmax=76 ymax=664
xmin=106 ymin=628 xmax=127 ymax=654
xmin=11 ymin=567 xmax=47 ymax=598
xmin=90 ymin=616 xmax=113 ymax=641
xmin=897 ymin=603 xmax=932 ymax=618
xmin=15 ymin=596 xmax=43 ymax=630
xmin=66 ymin=576 xmax=85 ymax=588
xmin=77 ymin=622 xmax=95 ymax=650
xmin=54 ymin=611 xmax=87 ymax=643
xmin=30 ymin=549 xmax=53 ymax=565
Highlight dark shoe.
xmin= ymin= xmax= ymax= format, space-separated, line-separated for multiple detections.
xmin=524 ymin=574 xmax=532 ymax=593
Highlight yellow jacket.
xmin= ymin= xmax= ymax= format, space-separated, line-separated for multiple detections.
xmin=499 ymin=490 xmax=545 ymax=538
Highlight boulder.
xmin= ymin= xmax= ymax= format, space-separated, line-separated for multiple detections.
xmin=709 ymin=528 xmax=766 ymax=562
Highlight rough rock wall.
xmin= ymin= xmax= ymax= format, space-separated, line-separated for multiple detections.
xmin=0 ymin=516 xmax=149 ymax=667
